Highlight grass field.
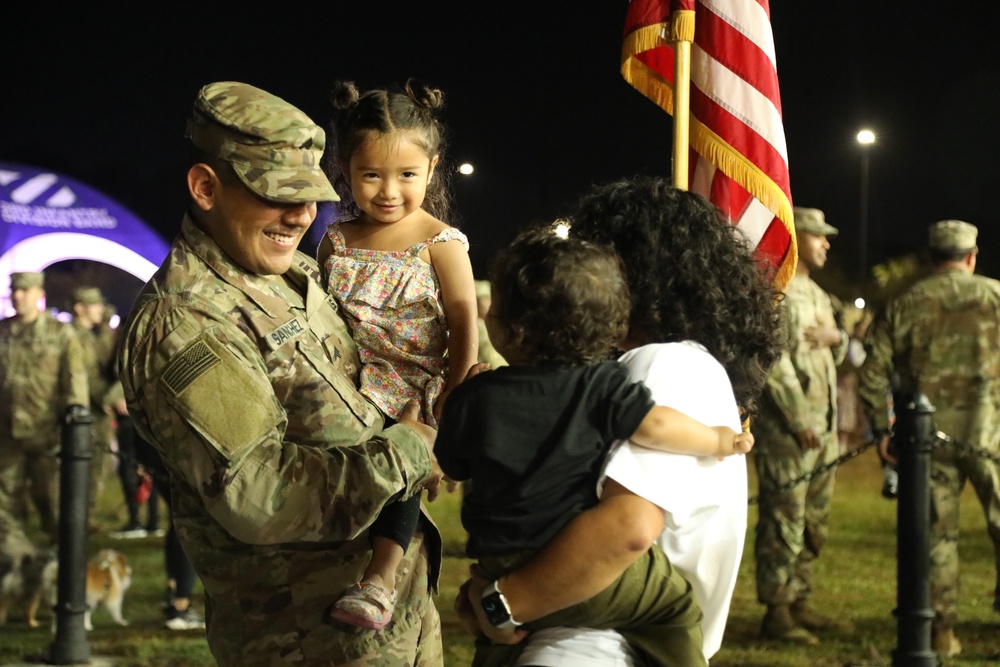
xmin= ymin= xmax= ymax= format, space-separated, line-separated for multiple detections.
xmin=1 ymin=446 xmax=998 ymax=666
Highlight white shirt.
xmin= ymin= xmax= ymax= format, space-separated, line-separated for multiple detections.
xmin=518 ymin=342 xmax=746 ymax=665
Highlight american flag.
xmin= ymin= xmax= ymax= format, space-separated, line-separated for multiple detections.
xmin=621 ymin=0 xmax=796 ymax=291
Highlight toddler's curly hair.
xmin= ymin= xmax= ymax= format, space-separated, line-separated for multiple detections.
xmin=489 ymin=224 xmax=630 ymax=368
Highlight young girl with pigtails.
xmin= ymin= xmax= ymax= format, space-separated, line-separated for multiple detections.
xmin=317 ymin=79 xmax=478 ymax=630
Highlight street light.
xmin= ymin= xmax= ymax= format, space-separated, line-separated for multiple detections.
xmin=857 ymin=129 xmax=876 ymax=278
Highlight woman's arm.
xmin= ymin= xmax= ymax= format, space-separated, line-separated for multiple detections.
xmin=460 ymin=479 xmax=665 ymax=643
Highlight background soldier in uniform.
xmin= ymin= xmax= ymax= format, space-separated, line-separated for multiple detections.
xmin=71 ymin=285 xmax=117 ymax=530
xmin=474 ymin=279 xmax=507 ymax=369
xmin=858 ymin=220 xmax=1000 ymax=658
xmin=0 ymin=271 xmax=88 ymax=543
xmin=752 ymin=207 xmax=849 ymax=644
xmin=118 ymin=81 xmax=443 ymax=666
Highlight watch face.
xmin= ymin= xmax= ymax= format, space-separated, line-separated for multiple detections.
xmin=481 ymin=592 xmax=509 ymax=626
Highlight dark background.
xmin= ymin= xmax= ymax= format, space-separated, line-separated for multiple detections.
xmin=4 ymin=2 xmax=999 ymax=297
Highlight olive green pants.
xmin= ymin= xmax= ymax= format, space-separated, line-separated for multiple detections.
xmin=473 ymin=545 xmax=705 ymax=667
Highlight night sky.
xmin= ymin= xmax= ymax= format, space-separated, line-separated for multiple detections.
xmin=4 ymin=2 xmax=1000 ymax=296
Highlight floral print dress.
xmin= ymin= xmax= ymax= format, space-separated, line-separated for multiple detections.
xmin=323 ymin=222 xmax=469 ymax=426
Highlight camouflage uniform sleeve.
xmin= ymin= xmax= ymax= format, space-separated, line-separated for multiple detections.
xmin=60 ymin=326 xmax=90 ymax=410
xmin=477 ymin=318 xmax=508 ymax=369
xmin=856 ymin=308 xmax=894 ymax=434
xmin=127 ymin=305 xmax=432 ymax=546
xmin=764 ymin=303 xmax=813 ymax=433
xmin=765 ymin=352 xmax=812 ymax=433
xmin=102 ymin=380 xmax=124 ymax=410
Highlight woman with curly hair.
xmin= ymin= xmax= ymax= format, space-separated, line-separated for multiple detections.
xmin=439 ymin=224 xmax=754 ymax=667
xmin=460 ymin=176 xmax=783 ymax=666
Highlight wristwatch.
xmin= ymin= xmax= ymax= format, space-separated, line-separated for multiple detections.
xmin=480 ymin=580 xmax=523 ymax=630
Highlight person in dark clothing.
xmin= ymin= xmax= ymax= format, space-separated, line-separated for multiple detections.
xmin=109 ymin=415 xmax=160 ymax=539
xmin=130 ymin=425 xmax=204 ymax=630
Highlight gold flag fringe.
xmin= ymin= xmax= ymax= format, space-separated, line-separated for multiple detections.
xmin=671 ymin=11 xmax=696 ymax=43
xmin=621 ymin=23 xmax=675 ymax=114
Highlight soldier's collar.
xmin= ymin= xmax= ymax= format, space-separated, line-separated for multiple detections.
xmin=181 ymin=215 xmax=305 ymax=317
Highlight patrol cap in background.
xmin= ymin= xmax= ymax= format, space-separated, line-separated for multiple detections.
xmin=928 ymin=219 xmax=978 ymax=253
xmin=72 ymin=286 xmax=105 ymax=305
xmin=186 ymin=81 xmax=339 ymax=204
xmin=475 ymin=280 xmax=492 ymax=300
xmin=10 ymin=272 xmax=44 ymax=290
xmin=793 ymin=207 xmax=839 ymax=237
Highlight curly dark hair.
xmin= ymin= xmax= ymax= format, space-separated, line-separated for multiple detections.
xmin=323 ymin=78 xmax=453 ymax=222
xmin=568 ymin=176 xmax=784 ymax=419
xmin=489 ymin=224 xmax=631 ymax=368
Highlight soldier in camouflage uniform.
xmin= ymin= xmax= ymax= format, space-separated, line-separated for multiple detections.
xmin=71 ymin=286 xmax=117 ymax=526
xmin=0 ymin=271 xmax=88 ymax=542
xmin=857 ymin=220 xmax=1000 ymax=658
xmin=474 ymin=280 xmax=507 ymax=370
xmin=117 ymin=81 xmax=444 ymax=666
xmin=752 ymin=208 xmax=849 ymax=644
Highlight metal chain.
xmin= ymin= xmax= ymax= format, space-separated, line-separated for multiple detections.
xmin=749 ymin=438 xmax=878 ymax=505
xmin=749 ymin=429 xmax=1000 ymax=505
xmin=932 ymin=430 xmax=1000 ymax=465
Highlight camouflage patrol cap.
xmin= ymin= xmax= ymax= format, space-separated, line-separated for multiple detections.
xmin=186 ymin=81 xmax=339 ymax=204
xmin=794 ymin=207 xmax=839 ymax=237
xmin=72 ymin=286 xmax=104 ymax=305
xmin=9 ymin=272 xmax=44 ymax=289
xmin=928 ymin=219 xmax=978 ymax=252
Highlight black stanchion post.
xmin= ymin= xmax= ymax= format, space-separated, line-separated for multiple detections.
xmin=47 ymin=404 xmax=93 ymax=665
xmin=892 ymin=391 xmax=937 ymax=666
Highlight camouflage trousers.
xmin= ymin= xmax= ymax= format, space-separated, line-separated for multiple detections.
xmin=928 ymin=444 xmax=1000 ymax=630
xmin=0 ymin=435 xmax=59 ymax=540
xmin=338 ymin=599 xmax=442 ymax=667
xmin=752 ymin=428 xmax=839 ymax=606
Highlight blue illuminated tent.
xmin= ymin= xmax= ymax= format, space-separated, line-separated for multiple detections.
xmin=0 ymin=162 xmax=170 ymax=312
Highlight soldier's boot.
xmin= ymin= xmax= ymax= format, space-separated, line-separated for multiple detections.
xmin=791 ymin=599 xmax=855 ymax=633
xmin=931 ymin=627 xmax=961 ymax=657
xmin=760 ymin=604 xmax=819 ymax=644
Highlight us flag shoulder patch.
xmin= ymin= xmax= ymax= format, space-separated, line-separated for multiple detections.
xmin=161 ymin=340 xmax=221 ymax=396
